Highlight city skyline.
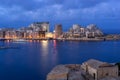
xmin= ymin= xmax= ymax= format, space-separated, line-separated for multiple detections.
xmin=0 ymin=0 xmax=120 ymax=31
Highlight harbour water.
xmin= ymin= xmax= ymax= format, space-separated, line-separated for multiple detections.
xmin=0 ymin=40 xmax=120 ymax=80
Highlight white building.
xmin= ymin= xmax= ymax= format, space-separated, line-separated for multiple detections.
xmin=72 ymin=24 xmax=81 ymax=33
xmin=29 ymin=22 xmax=49 ymax=32
xmin=81 ymin=59 xmax=118 ymax=80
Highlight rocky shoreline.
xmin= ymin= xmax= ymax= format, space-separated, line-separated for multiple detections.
xmin=0 ymin=34 xmax=120 ymax=42
xmin=58 ymin=34 xmax=120 ymax=41
xmin=47 ymin=59 xmax=120 ymax=80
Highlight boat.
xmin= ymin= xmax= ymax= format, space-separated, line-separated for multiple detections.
xmin=0 ymin=46 xmax=20 ymax=49
xmin=13 ymin=39 xmax=27 ymax=42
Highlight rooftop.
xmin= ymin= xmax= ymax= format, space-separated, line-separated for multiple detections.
xmin=83 ymin=59 xmax=114 ymax=69
xmin=48 ymin=65 xmax=69 ymax=75
xmin=33 ymin=22 xmax=49 ymax=24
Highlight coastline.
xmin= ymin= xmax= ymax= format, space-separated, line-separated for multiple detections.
xmin=47 ymin=59 xmax=120 ymax=80
xmin=0 ymin=37 xmax=120 ymax=42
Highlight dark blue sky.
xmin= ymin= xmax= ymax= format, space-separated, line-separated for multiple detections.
xmin=0 ymin=0 xmax=120 ymax=32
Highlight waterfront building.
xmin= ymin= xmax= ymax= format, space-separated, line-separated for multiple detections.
xmin=87 ymin=24 xmax=98 ymax=31
xmin=4 ymin=29 xmax=17 ymax=39
xmin=15 ymin=31 xmax=24 ymax=39
xmin=28 ymin=22 xmax=49 ymax=39
xmin=0 ymin=22 xmax=50 ymax=39
xmin=0 ymin=31 xmax=3 ymax=38
xmin=86 ymin=24 xmax=103 ymax=38
xmin=69 ymin=28 xmax=74 ymax=33
xmin=45 ymin=32 xmax=53 ymax=38
xmin=86 ymin=31 xmax=95 ymax=38
xmin=38 ymin=31 xmax=46 ymax=38
xmin=70 ymin=24 xmax=80 ymax=38
xmin=54 ymin=24 xmax=63 ymax=38
xmin=29 ymin=22 xmax=49 ymax=32
xmin=0 ymin=29 xmax=6 ymax=38
xmin=79 ymin=27 xmax=86 ymax=37
xmin=63 ymin=24 xmax=104 ymax=39
xmin=0 ymin=23 xmax=104 ymax=39
xmin=19 ymin=27 xmax=45 ymax=39
xmin=72 ymin=24 xmax=81 ymax=33
xmin=25 ymin=28 xmax=33 ymax=39
xmin=67 ymin=25 xmax=86 ymax=38
xmin=19 ymin=27 xmax=33 ymax=39
xmin=80 ymin=27 xmax=86 ymax=33
xmin=81 ymin=59 xmax=118 ymax=80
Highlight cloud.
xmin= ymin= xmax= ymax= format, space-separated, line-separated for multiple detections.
xmin=0 ymin=0 xmax=112 ymax=11
xmin=0 ymin=0 xmax=120 ymax=29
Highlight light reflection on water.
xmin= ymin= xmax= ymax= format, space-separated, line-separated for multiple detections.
xmin=40 ymin=40 xmax=58 ymax=68
xmin=0 ymin=40 xmax=120 ymax=80
xmin=41 ymin=40 xmax=49 ymax=56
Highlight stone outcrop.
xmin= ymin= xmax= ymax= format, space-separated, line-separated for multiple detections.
xmin=47 ymin=59 xmax=120 ymax=80
xmin=47 ymin=64 xmax=83 ymax=80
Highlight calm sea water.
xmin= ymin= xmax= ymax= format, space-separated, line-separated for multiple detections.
xmin=0 ymin=40 xmax=120 ymax=80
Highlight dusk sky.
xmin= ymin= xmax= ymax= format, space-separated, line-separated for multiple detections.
xmin=0 ymin=0 xmax=120 ymax=32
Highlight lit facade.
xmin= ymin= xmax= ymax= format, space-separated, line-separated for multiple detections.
xmin=54 ymin=24 xmax=63 ymax=38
